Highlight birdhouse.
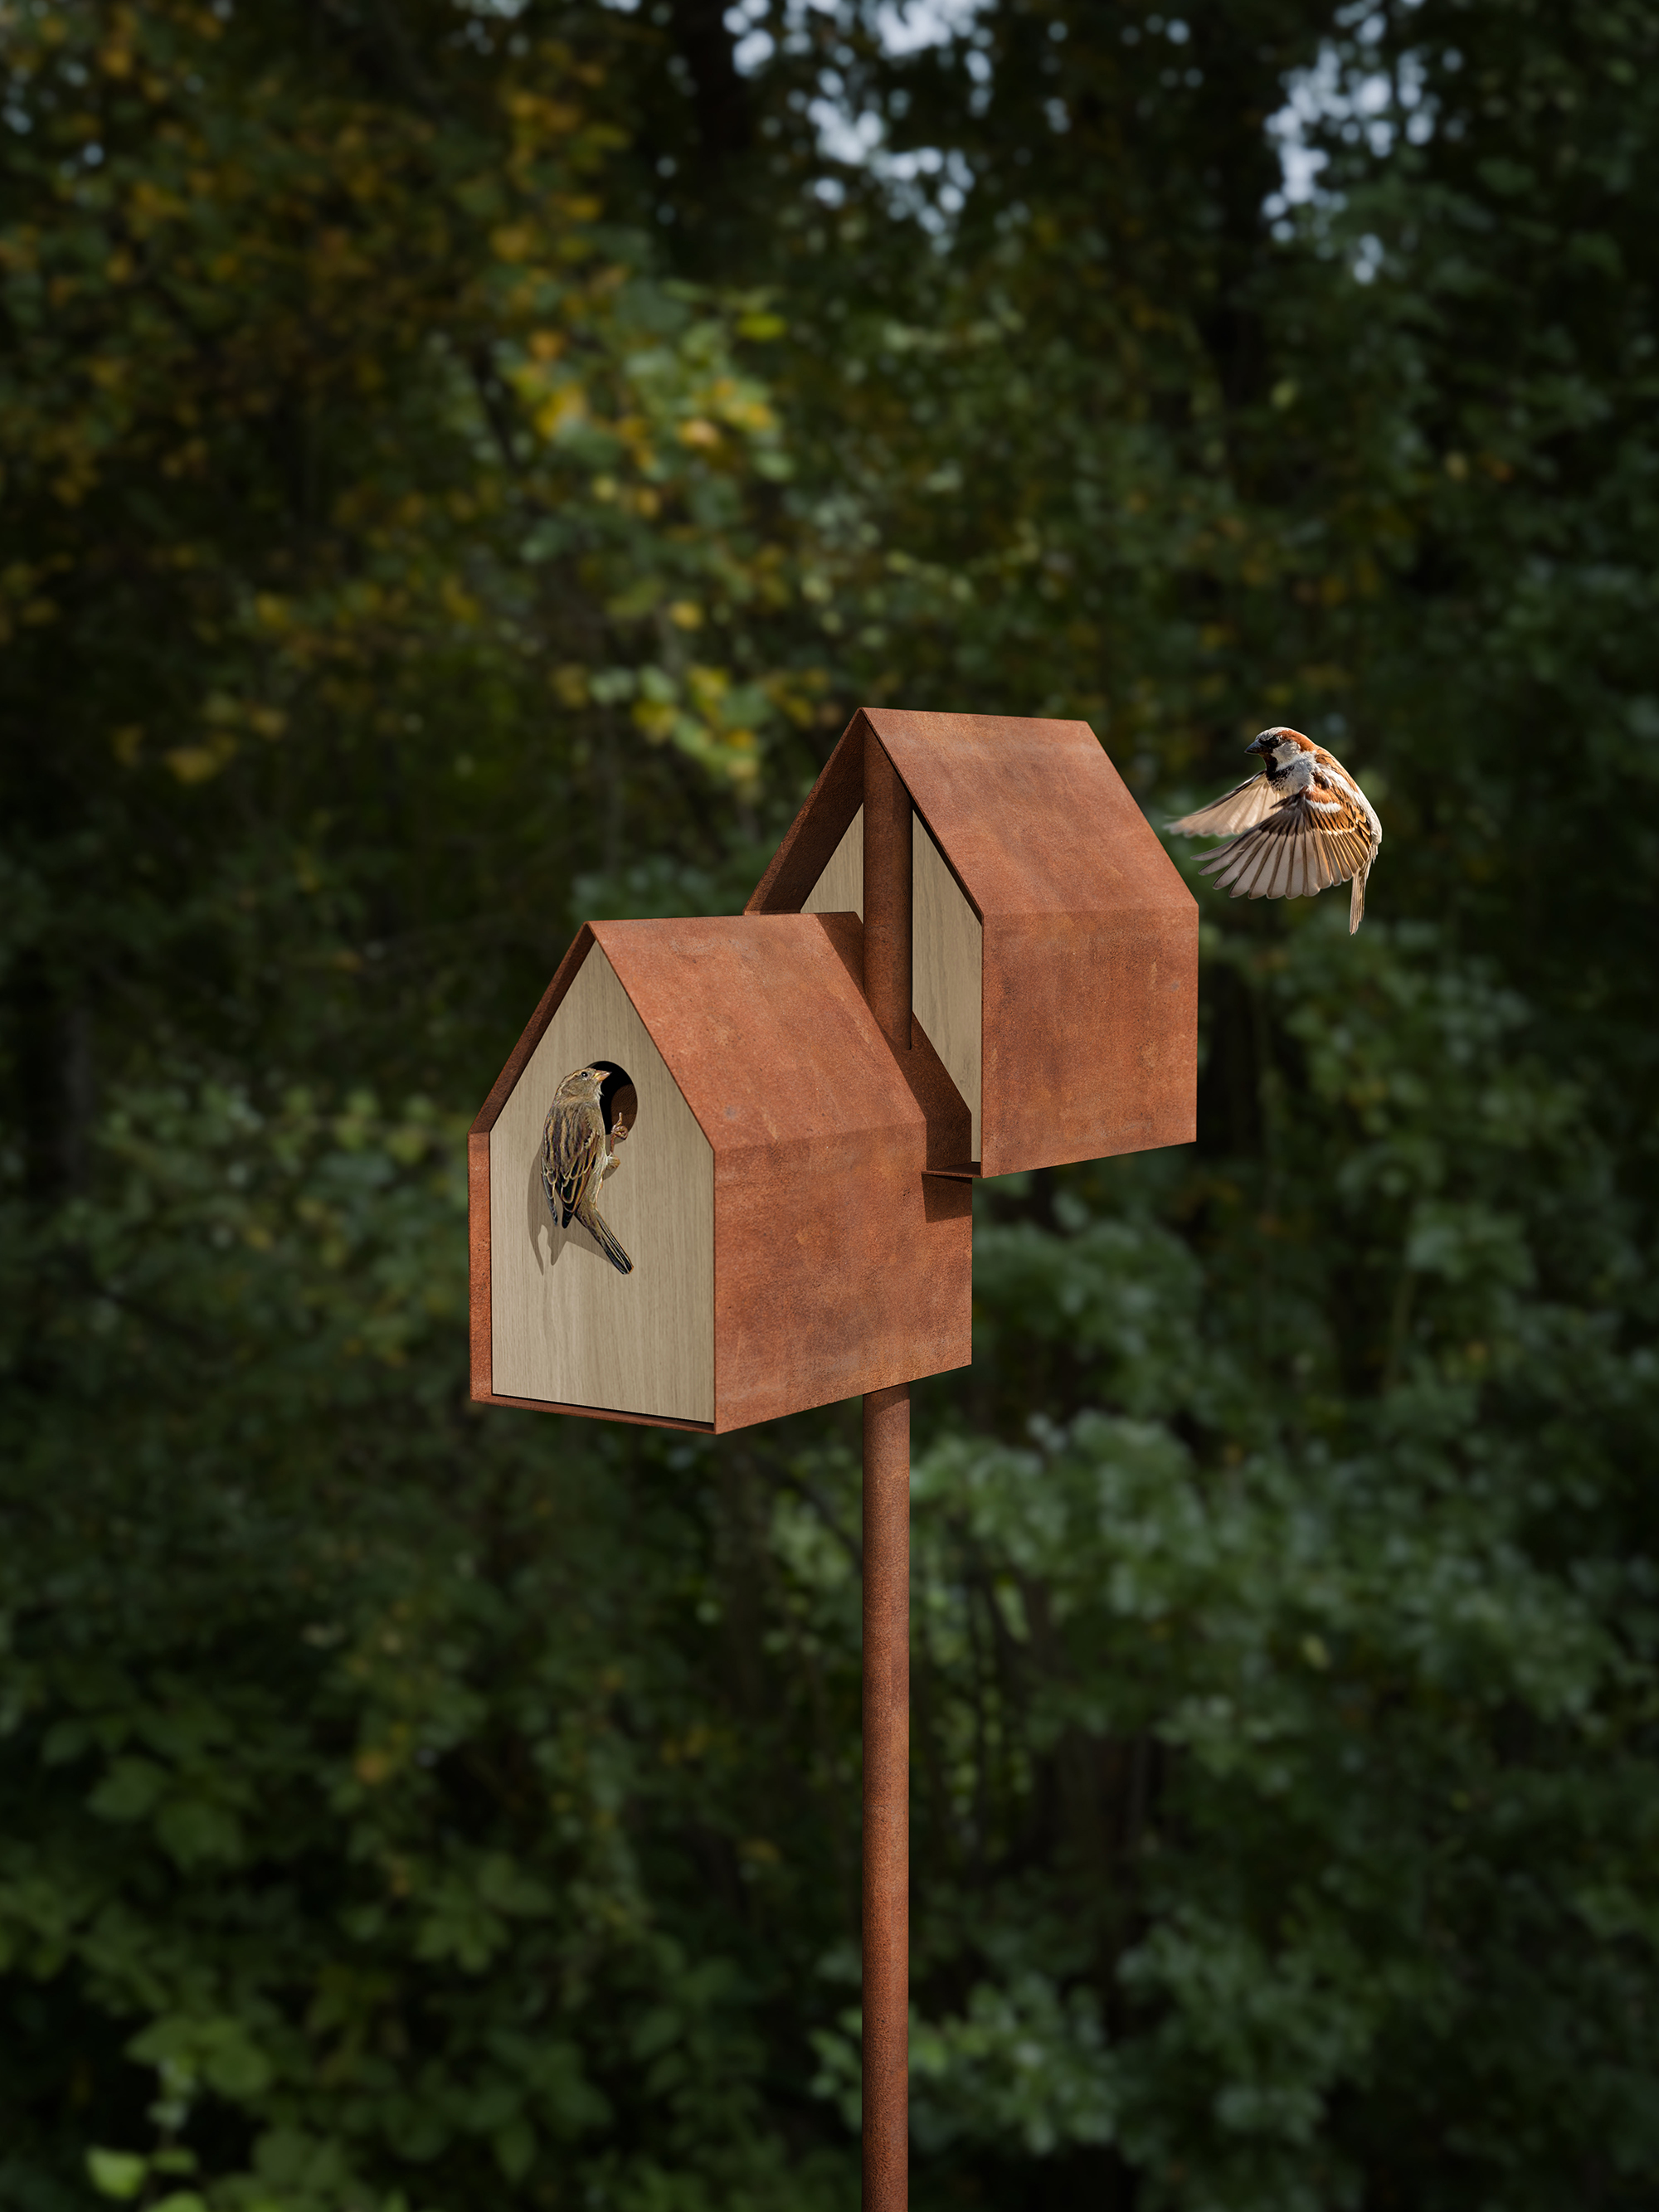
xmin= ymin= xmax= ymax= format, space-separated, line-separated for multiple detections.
xmin=747 ymin=709 xmax=1198 ymax=1176
xmin=468 ymin=912 xmax=972 ymax=1432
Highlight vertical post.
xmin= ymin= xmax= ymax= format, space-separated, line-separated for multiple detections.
xmin=861 ymin=727 xmax=911 ymax=2212
xmin=862 ymin=1384 xmax=909 ymax=2212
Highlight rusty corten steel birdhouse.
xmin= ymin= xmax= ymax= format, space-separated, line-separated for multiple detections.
xmin=469 ymin=707 xmax=1199 ymax=2212
xmin=468 ymin=911 xmax=972 ymax=1432
xmin=747 ymin=708 xmax=1199 ymax=1176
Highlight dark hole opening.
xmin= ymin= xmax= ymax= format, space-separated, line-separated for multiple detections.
xmin=590 ymin=1062 xmax=638 ymax=1140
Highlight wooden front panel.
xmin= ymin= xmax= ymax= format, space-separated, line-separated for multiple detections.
xmin=489 ymin=944 xmax=715 ymax=1423
xmin=800 ymin=805 xmax=983 ymax=1162
xmin=912 ymin=820 xmax=982 ymax=1162
xmin=591 ymin=912 xmax=974 ymax=1429
xmin=801 ymin=808 xmax=863 ymax=918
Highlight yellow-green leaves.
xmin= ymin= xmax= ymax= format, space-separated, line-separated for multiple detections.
xmin=0 ymin=0 xmax=800 ymax=800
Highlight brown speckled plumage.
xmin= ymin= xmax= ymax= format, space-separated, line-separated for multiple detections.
xmin=1168 ymin=726 xmax=1382 ymax=932
xmin=542 ymin=1064 xmax=633 ymax=1276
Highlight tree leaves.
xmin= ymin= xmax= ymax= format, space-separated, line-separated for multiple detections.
xmin=4 ymin=0 xmax=1659 ymax=2208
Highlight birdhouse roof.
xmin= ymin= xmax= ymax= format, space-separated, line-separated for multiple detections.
xmin=472 ymin=910 xmax=956 ymax=1159
xmin=748 ymin=707 xmax=1191 ymax=925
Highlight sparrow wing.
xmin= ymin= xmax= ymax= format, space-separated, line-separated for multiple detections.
xmin=1167 ymin=773 xmax=1280 ymax=837
xmin=1197 ymin=781 xmax=1376 ymax=908
xmin=542 ymin=1096 xmax=607 ymax=1229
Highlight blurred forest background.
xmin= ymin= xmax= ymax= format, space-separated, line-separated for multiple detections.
xmin=2 ymin=0 xmax=1657 ymax=2208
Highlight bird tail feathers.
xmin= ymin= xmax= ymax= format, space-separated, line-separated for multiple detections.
xmin=1350 ymin=869 xmax=1367 ymax=934
xmin=577 ymin=1203 xmax=634 ymax=1276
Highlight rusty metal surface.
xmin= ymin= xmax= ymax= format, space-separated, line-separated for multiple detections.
xmin=863 ymin=729 xmax=913 ymax=1055
xmin=862 ymin=1380 xmax=910 ymax=2212
xmin=468 ymin=1127 xmax=493 ymax=1400
xmin=469 ymin=924 xmax=601 ymax=1406
xmin=591 ymin=913 xmax=971 ymax=1431
xmin=467 ymin=910 xmax=971 ymax=1430
xmin=865 ymin=707 xmax=1178 ymax=920
xmin=475 ymin=1388 xmax=711 ymax=1431
xmin=749 ymin=709 xmax=1198 ymax=1179
xmin=981 ymin=905 xmax=1194 ymax=1175
xmin=810 ymin=911 xmax=971 ymax=1173
xmin=861 ymin=738 xmax=913 ymax=2212
xmin=865 ymin=709 xmax=1196 ymax=1175
xmin=746 ymin=717 xmax=864 ymax=916
xmin=469 ymin=922 xmax=597 ymax=1142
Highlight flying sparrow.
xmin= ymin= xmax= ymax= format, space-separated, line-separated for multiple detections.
xmin=1167 ymin=727 xmax=1382 ymax=933
xmin=542 ymin=1065 xmax=634 ymax=1276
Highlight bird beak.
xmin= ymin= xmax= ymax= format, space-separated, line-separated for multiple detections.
xmin=1245 ymin=735 xmax=1268 ymax=756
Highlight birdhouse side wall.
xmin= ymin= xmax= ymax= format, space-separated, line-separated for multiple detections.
xmin=800 ymin=806 xmax=984 ymax=1160
xmin=489 ymin=945 xmax=715 ymax=1423
xmin=713 ymin=1127 xmax=972 ymax=1431
xmin=800 ymin=810 xmax=863 ymax=920
xmin=913 ymin=822 xmax=983 ymax=1161
xmin=980 ymin=903 xmax=1198 ymax=1174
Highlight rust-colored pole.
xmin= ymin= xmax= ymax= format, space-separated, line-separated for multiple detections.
xmin=861 ymin=726 xmax=911 ymax=2212
xmin=862 ymin=1383 xmax=909 ymax=2212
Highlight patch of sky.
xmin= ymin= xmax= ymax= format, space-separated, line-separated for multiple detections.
xmin=763 ymin=0 xmax=990 ymax=234
xmin=1266 ymin=0 xmax=1438 ymax=263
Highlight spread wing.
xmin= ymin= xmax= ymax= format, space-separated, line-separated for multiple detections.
xmin=1197 ymin=781 xmax=1375 ymax=904
xmin=1167 ymin=773 xmax=1280 ymax=838
xmin=542 ymin=1096 xmax=606 ymax=1228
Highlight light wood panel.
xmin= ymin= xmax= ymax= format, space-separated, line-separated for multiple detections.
xmin=801 ymin=806 xmax=864 ymax=918
xmin=490 ymin=944 xmax=714 ymax=1422
xmin=912 ymin=819 xmax=983 ymax=1159
xmin=800 ymin=804 xmax=983 ymax=1159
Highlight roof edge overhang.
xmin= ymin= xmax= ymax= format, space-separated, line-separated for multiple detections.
xmin=747 ymin=707 xmax=1189 ymax=925
xmin=469 ymin=921 xmax=596 ymax=1139
xmin=747 ymin=709 xmax=987 ymax=922
xmin=747 ymin=711 xmax=868 ymax=916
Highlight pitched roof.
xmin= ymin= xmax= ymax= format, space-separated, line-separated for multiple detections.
xmin=748 ymin=707 xmax=1191 ymax=925
xmin=470 ymin=910 xmax=966 ymax=1166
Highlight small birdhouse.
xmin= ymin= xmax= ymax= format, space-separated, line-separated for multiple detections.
xmin=468 ymin=912 xmax=972 ymax=1432
xmin=748 ymin=709 xmax=1198 ymax=1176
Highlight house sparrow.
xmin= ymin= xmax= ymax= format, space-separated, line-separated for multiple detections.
xmin=542 ymin=1065 xmax=634 ymax=1276
xmin=1167 ymin=727 xmax=1382 ymax=933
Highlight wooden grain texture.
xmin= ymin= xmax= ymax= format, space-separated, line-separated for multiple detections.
xmin=489 ymin=942 xmax=715 ymax=1424
xmin=801 ymin=806 xmax=863 ymax=919
xmin=912 ymin=817 xmax=983 ymax=1162
xmin=864 ymin=732 xmax=913 ymax=1056
xmin=753 ymin=707 xmax=1197 ymax=1178
xmin=471 ymin=922 xmax=598 ymax=1137
xmin=474 ymin=1388 xmax=711 ymax=1432
xmin=746 ymin=718 xmax=864 ymax=916
xmin=865 ymin=707 xmax=1178 ymax=919
xmin=595 ymin=912 xmax=971 ymax=1431
xmin=800 ymin=803 xmax=983 ymax=1164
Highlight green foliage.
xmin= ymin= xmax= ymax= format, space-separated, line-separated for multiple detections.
xmin=4 ymin=1 xmax=1658 ymax=2210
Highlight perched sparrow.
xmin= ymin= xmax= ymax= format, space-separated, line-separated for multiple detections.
xmin=1168 ymin=727 xmax=1381 ymax=933
xmin=542 ymin=1065 xmax=634 ymax=1276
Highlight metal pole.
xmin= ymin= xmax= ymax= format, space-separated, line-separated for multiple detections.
xmin=861 ymin=727 xmax=911 ymax=2212
xmin=862 ymin=1384 xmax=909 ymax=2212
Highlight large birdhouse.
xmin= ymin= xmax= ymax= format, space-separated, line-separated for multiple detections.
xmin=748 ymin=709 xmax=1198 ymax=1175
xmin=468 ymin=912 xmax=972 ymax=1432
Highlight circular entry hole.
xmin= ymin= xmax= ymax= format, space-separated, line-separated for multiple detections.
xmin=591 ymin=1062 xmax=638 ymax=1145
